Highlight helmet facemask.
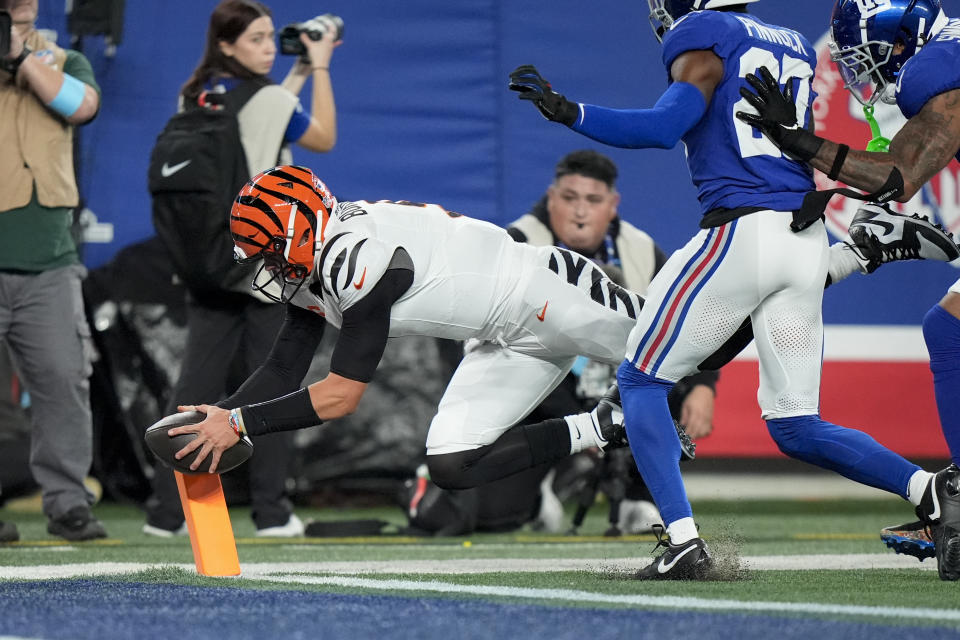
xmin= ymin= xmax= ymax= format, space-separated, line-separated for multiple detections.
xmin=238 ymin=235 xmax=312 ymax=304
xmin=830 ymin=0 xmax=947 ymax=107
xmin=829 ymin=38 xmax=896 ymax=106
xmin=646 ymin=0 xmax=760 ymax=43
xmin=647 ymin=0 xmax=675 ymax=42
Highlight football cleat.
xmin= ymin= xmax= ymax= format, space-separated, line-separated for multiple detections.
xmin=634 ymin=525 xmax=713 ymax=580
xmin=675 ymin=419 xmax=697 ymax=461
xmin=880 ymin=520 xmax=934 ymax=561
xmin=915 ymin=464 xmax=960 ymax=581
xmin=256 ymin=513 xmax=306 ymax=538
xmin=590 ymin=383 xmax=628 ymax=449
xmin=847 ymin=204 xmax=960 ymax=274
xmin=589 ymin=383 xmax=696 ymax=459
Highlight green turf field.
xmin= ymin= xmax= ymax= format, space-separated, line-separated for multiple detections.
xmin=1 ymin=494 xmax=958 ymax=630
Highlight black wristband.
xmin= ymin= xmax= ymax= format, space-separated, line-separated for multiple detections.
xmin=240 ymin=388 xmax=321 ymax=436
xmin=780 ymin=126 xmax=824 ymax=163
xmin=828 ymin=144 xmax=850 ymax=181
xmin=867 ymin=166 xmax=905 ymax=204
xmin=2 ymin=45 xmax=31 ymax=76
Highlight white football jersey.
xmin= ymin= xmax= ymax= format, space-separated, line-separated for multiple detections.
xmin=287 ymin=199 xmax=537 ymax=341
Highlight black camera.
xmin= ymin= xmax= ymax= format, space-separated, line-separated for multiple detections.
xmin=279 ymin=14 xmax=343 ymax=57
xmin=0 ymin=10 xmax=10 ymax=58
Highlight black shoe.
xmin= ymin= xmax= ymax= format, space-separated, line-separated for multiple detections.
xmin=916 ymin=464 xmax=960 ymax=581
xmin=634 ymin=525 xmax=712 ymax=580
xmin=590 ymin=383 xmax=627 ymax=449
xmin=47 ymin=506 xmax=108 ymax=542
xmin=589 ymin=384 xmax=697 ymax=459
xmin=0 ymin=520 xmax=19 ymax=543
xmin=848 ymin=204 xmax=960 ymax=273
xmin=674 ymin=420 xmax=696 ymax=461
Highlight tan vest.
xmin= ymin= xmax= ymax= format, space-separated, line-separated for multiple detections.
xmin=0 ymin=30 xmax=77 ymax=212
xmin=508 ymin=214 xmax=659 ymax=293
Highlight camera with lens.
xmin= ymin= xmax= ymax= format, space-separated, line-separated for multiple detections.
xmin=0 ymin=10 xmax=10 ymax=58
xmin=279 ymin=13 xmax=343 ymax=58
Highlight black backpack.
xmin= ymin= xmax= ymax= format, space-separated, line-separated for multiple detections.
xmin=147 ymin=79 xmax=267 ymax=294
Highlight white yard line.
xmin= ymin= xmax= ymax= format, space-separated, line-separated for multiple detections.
xmin=0 ymin=553 xmax=935 ymax=581
xmin=251 ymin=574 xmax=960 ymax=622
xmin=0 ymin=556 xmax=948 ymax=623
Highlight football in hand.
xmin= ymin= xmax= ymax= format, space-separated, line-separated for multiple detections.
xmin=144 ymin=410 xmax=253 ymax=475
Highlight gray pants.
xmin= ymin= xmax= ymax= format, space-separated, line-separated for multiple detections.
xmin=0 ymin=265 xmax=94 ymax=519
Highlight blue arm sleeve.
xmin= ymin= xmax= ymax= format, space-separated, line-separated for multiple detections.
xmin=284 ymin=101 xmax=311 ymax=143
xmin=571 ymin=81 xmax=706 ymax=149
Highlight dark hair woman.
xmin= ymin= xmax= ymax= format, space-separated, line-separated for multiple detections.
xmin=144 ymin=0 xmax=342 ymax=539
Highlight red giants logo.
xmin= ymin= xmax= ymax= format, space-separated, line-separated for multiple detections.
xmin=811 ymin=32 xmax=960 ymax=240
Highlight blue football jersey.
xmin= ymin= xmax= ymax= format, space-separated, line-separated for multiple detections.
xmin=896 ymin=18 xmax=960 ymax=163
xmin=661 ymin=11 xmax=818 ymax=215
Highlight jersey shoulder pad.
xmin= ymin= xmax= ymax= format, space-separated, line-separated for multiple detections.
xmin=896 ymin=44 xmax=960 ymax=119
xmin=662 ymin=11 xmax=741 ymax=68
xmin=318 ymin=231 xmax=395 ymax=311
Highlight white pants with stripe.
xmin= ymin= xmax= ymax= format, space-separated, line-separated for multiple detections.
xmin=624 ymin=210 xmax=829 ymax=419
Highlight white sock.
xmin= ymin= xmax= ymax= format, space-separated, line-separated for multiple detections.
xmin=666 ymin=517 xmax=698 ymax=545
xmin=907 ymin=470 xmax=934 ymax=506
xmin=828 ymin=241 xmax=867 ymax=283
xmin=566 ymin=413 xmax=603 ymax=454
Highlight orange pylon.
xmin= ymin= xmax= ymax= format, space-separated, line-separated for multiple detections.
xmin=174 ymin=471 xmax=241 ymax=576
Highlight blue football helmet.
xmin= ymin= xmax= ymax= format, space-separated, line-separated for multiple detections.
xmin=830 ymin=0 xmax=947 ymax=105
xmin=647 ymin=0 xmax=760 ymax=41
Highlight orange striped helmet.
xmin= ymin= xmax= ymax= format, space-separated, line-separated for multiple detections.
xmin=230 ymin=165 xmax=337 ymax=302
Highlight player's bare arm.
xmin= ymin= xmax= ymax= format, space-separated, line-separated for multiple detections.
xmin=810 ymin=88 xmax=960 ymax=201
xmin=306 ymin=373 xmax=367 ymax=420
xmin=669 ymin=49 xmax=724 ymax=106
xmin=168 ymin=374 xmax=365 ymax=473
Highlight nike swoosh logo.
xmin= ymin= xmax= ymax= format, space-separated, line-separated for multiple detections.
xmin=658 ymin=544 xmax=698 ymax=574
xmin=930 ymin=478 xmax=942 ymax=521
xmin=536 ymin=301 xmax=548 ymax=322
xmin=353 ymin=267 xmax=367 ymax=290
xmin=161 ymin=159 xmax=191 ymax=177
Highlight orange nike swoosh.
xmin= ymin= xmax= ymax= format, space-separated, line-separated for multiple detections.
xmin=353 ymin=267 xmax=367 ymax=289
xmin=536 ymin=300 xmax=548 ymax=322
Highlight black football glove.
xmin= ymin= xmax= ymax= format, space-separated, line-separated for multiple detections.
xmin=508 ymin=64 xmax=579 ymax=127
xmin=735 ymin=66 xmax=823 ymax=163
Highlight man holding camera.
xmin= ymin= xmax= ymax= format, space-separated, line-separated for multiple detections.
xmin=0 ymin=0 xmax=105 ymax=542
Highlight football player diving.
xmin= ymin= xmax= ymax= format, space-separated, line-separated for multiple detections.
xmin=161 ymin=164 xmax=745 ymax=513
xmin=737 ymin=0 xmax=960 ymax=581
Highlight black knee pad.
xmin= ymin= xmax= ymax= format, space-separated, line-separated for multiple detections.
xmin=426 ymin=449 xmax=487 ymax=491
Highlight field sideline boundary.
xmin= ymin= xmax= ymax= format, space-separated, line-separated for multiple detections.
xmin=257 ymin=574 xmax=960 ymax=623
xmin=0 ymin=553 xmax=935 ymax=581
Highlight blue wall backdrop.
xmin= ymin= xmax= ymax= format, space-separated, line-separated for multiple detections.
xmin=35 ymin=0 xmax=960 ymax=325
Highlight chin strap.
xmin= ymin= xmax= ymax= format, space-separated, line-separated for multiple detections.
xmin=863 ymin=104 xmax=891 ymax=153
